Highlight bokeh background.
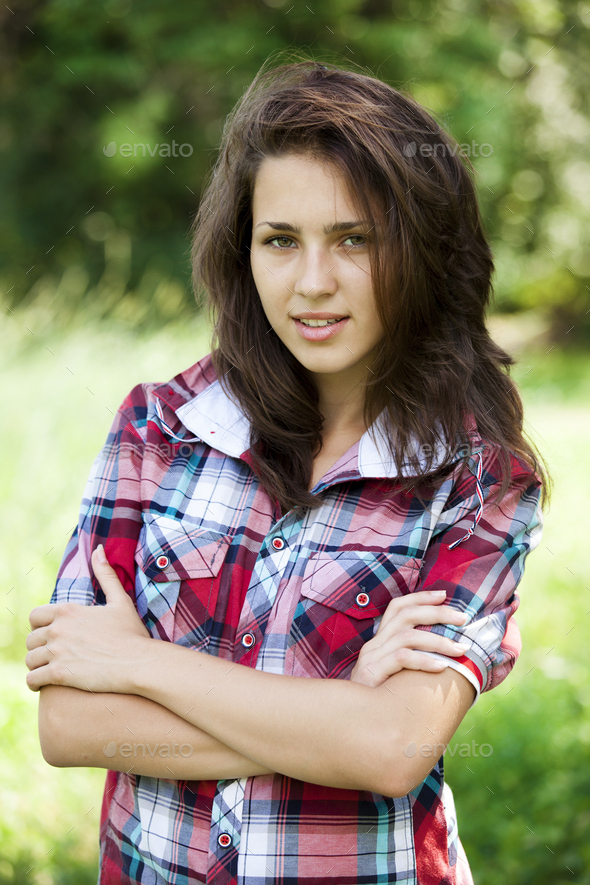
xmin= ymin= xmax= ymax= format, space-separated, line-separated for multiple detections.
xmin=1 ymin=1 xmax=589 ymax=882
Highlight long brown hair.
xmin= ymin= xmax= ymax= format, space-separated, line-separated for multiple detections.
xmin=190 ymin=53 xmax=552 ymax=515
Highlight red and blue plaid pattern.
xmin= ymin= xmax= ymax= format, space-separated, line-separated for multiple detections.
xmin=50 ymin=353 xmax=544 ymax=884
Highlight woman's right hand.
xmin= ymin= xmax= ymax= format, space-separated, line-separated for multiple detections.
xmin=350 ymin=590 xmax=470 ymax=688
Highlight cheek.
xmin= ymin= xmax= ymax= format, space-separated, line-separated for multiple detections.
xmin=253 ymin=285 xmax=278 ymax=327
xmin=250 ymin=260 xmax=268 ymax=303
xmin=251 ymin=252 xmax=277 ymax=291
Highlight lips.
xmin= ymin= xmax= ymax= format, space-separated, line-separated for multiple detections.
xmin=297 ymin=318 xmax=342 ymax=327
xmin=291 ymin=312 xmax=348 ymax=321
xmin=293 ymin=316 xmax=350 ymax=341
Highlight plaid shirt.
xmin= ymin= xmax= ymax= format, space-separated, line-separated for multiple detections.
xmin=51 ymin=352 xmax=544 ymax=885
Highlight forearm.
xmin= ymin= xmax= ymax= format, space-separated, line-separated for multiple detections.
xmin=131 ymin=642 xmax=396 ymax=794
xmin=129 ymin=642 xmax=475 ymax=797
xmin=38 ymin=685 xmax=274 ymax=780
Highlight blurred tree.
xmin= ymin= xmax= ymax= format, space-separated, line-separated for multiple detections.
xmin=0 ymin=0 xmax=588 ymax=336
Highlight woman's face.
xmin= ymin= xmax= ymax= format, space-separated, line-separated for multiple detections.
xmin=250 ymin=152 xmax=384 ymax=393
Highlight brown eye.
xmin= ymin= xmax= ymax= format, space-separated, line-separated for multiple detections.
xmin=266 ymin=236 xmax=295 ymax=249
xmin=343 ymin=235 xmax=367 ymax=248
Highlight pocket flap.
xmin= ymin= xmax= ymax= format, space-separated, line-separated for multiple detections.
xmin=136 ymin=514 xmax=231 ymax=583
xmin=300 ymin=550 xmax=422 ymax=619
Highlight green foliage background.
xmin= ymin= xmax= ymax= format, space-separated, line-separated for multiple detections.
xmin=1 ymin=0 xmax=590 ymax=336
xmin=1 ymin=1 xmax=589 ymax=882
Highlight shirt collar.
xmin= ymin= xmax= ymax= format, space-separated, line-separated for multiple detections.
xmin=174 ymin=379 xmax=251 ymax=459
xmin=173 ymin=377 xmax=483 ymax=481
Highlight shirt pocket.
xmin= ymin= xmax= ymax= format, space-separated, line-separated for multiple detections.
xmin=289 ymin=550 xmax=423 ymax=678
xmin=134 ymin=513 xmax=232 ymax=649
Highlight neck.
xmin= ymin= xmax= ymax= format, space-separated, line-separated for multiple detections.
xmin=314 ymin=375 xmax=368 ymax=439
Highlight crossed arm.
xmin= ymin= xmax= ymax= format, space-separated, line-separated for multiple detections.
xmin=39 ymin=664 xmax=474 ymax=798
xmin=31 ymin=551 xmax=475 ymax=798
xmin=38 ymin=684 xmax=278 ymax=780
xmin=39 ymin=672 xmax=473 ymax=798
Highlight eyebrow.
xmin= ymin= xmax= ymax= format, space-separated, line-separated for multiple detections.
xmin=254 ymin=220 xmax=370 ymax=235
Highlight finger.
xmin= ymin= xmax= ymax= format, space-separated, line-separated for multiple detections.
xmin=25 ymin=644 xmax=54 ymax=672
xmin=25 ymin=627 xmax=48 ymax=651
xmin=388 ymin=650 xmax=450 ymax=674
xmin=91 ymin=546 xmax=128 ymax=604
xmin=354 ymin=649 xmax=448 ymax=687
xmin=409 ymin=589 xmax=449 ymax=604
xmin=377 ymin=629 xmax=469 ymax=659
xmin=25 ymin=662 xmax=54 ymax=692
xmin=405 ymin=605 xmax=468 ymax=628
xmin=372 ymin=612 xmax=460 ymax=651
xmin=378 ymin=590 xmax=448 ymax=629
xmin=376 ymin=601 xmax=468 ymax=640
xmin=28 ymin=604 xmax=58 ymax=630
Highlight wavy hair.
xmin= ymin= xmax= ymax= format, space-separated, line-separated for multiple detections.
xmin=190 ymin=54 xmax=552 ymax=515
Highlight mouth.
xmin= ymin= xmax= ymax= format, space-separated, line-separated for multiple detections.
xmin=292 ymin=315 xmax=350 ymax=341
xmin=296 ymin=317 xmax=346 ymax=327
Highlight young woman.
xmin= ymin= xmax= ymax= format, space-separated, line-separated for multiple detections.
xmin=25 ymin=59 xmax=550 ymax=884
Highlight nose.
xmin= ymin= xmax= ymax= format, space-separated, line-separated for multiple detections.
xmin=292 ymin=246 xmax=338 ymax=298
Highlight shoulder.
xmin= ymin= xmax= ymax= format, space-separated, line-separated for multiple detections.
xmin=118 ymin=352 xmax=218 ymax=420
xmin=102 ymin=353 xmax=219 ymax=449
xmin=439 ymin=425 xmax=542 ymax=528
xmin=453 ymin=411 xmax=542 ymax=492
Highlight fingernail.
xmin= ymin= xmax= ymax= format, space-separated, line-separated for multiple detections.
xmin=431 ymin=590 xmax=446 ymax=598
xmin=96 ymin=544 xmax=107 ymax=564
xmin=455 ymin=643 xmax=470 ymax=652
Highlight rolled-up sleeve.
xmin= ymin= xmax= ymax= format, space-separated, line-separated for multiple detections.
xmin=50 ymin=385 xmax=148 ymax=607
xmin=415 ymin=453 xmax=544 ymax=705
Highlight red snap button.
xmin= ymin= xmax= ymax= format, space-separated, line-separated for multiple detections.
xmin=355 ymin=591 xmax=370 ymax=607
xmin=156 ymin=555 xmax=170 ymax=569
xmin=271 ymin=537 xmax=285 ymax=550
xmin=218 ymin=832 xmax=232 ymax=848
xmin=241 ymin=632 xmax=255 ymax=648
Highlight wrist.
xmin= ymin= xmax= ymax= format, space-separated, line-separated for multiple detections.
xmin=124 ymin=636 xmax=194 ymax=702
xmin=121 ymin=635 xmax=162 ymax=695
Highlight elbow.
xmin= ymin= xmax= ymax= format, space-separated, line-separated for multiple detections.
xmin=385 ymin=773 xmax=419 ymax=800
xmin=359 ymin=749 xmax=417 ymax=799
xmin=380 ymin=772 xmax=422 ymax=800
xmin=39 ymin=720 xmax=68 ymax=767
xmin=377 ymin=770 xmax=412 ymax=799
xmin=39 ymin=726 xmax=67 ymax=768
xmin=40 ymin=739 xmax=67 ymax=768
xmin=378 ymin=750 xmax=432 ymax=800
xmin=39 ymin=732 xmax=66 ymax=768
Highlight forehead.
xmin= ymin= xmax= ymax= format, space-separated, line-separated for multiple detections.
xmin=251 ymin=153 xmax=357 ymax=219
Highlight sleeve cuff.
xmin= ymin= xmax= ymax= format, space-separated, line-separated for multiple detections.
xmin=419 ymin=649 xmax=486 ymax=709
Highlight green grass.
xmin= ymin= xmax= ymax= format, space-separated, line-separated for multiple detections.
xmin=447 ymin=347 xmax=590 ymax=883
xmin=0 ymin=315 xmax=212 ymax=884
xmin=1 ymin=313 xmax=588 ymax=883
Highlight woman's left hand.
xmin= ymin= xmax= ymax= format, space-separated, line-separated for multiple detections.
xmin=25 ymin=545 xmax=152 ymax=694
xmin=350 ymin=590 xmax=469 ymax=687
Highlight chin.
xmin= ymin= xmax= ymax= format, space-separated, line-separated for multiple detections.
xmin=296 ymin=358 xmax=350 ymax=375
